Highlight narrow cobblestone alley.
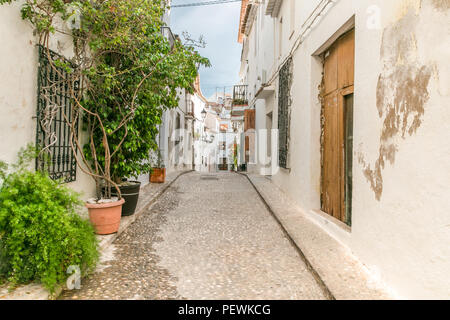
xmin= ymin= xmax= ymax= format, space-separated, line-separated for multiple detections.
xmin=60 ymin=172 xmax=327 ymax=300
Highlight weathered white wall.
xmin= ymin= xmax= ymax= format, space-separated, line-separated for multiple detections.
xmin=242 ymin=0 xmax=450 ymax=299
xmin=349 ymin=0 xmax=450 ymax=299
xmin=0 ymin=2 xmax=37 ymax=167
xmin=0 ymin=1 xmax=96 ymax=200
xmin=159 ymin=89 xmax=195 ymax=174
xmin=188 ymin=91 xmax=210 ymax=172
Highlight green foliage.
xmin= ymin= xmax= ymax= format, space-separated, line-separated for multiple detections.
xmin=83 ymin=99 xmax=164 ymax=182
xmin=0 ymin=147 xmax=99 ymax=293
xmin=232 ymin=99 xmax=248 ymax=106
xmin=0 ymin=161 xmax=7 ymax=182
xmin=233 ymin=143 xmax=238 ymax=170
xmin=77 ymin=0 xmax=209 ymax=181
xmin=1 ymin=0 xmax=210 ymax=195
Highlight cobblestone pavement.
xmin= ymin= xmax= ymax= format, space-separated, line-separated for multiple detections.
xmin=60 ymin=172 xmax=327 ymax=300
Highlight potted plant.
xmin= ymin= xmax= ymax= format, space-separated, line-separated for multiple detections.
xmin=85 ymin=198 xmax=125 ymax=235
xmin=6 ymin=0 xmax=210 ymax=234
xmin=150 ymin=148 xmax=166 ymax=183
xmin=99 ymin=106 xmax=162 ymax=216
xmin=101 ymin=179 xmax=140 ymax=217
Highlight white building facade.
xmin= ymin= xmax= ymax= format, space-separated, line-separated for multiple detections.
xmin=0 ymin=0 xmax=191 ymax=193
xmin=0 ymin=0 xmax=96 ymax=199
xmin=199 ymin=107 xmax=220 ymax=172
xmin=157 ymin=76 xmax=212 ymax=175
xmin=237 ymin=0 xmax=450 ymax=299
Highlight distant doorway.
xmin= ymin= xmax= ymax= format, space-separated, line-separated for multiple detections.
xmin=219 ymin=157 xmax=228 ymax=171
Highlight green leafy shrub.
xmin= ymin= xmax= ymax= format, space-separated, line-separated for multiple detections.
xmin=0 ymin=147 xmax=99 ymax=293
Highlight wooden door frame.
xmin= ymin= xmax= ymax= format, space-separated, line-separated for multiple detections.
xmin=339 ymin=85 xmax=354 ymax=223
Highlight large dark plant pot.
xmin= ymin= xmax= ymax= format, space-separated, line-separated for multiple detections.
xmin=103 ymin=181 xmax=141 ymax=216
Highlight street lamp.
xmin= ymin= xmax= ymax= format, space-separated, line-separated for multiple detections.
xmin=201 ymin=108 xmax=207 ymax=121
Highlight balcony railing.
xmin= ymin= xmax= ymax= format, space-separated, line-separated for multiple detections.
xmin=232 ymin=85 xmax=248 ymax=106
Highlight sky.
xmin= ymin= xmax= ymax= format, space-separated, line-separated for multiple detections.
xmin=169 ymin=0 xmax=242 ymax=99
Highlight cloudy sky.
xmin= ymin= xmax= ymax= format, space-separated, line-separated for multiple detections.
xmin=169 ymin=0 xmax=242 ymax=99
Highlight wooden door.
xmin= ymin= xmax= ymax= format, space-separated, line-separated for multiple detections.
xmin=244 ymin=109 xmax=255 ymax=164
xmin=244 ymin=109 xmax=255 ymax=131
xmin=321 ymin=29 xmax=355 ymax=224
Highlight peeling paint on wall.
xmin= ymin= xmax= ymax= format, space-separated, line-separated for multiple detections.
xmin=431 ymin=0 xmax=450 ymax=10
xmin=359 ymin=8 xmax=434 ymax=201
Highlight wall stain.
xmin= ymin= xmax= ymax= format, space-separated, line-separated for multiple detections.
xmin=431 ymin=0 xmax=450 ymax=10
xmin=359 ymin=9 xmax=433 ymax=201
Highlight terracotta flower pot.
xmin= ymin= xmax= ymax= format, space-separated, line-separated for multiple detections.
xmin=150 ymin=168 xmax=166 ymax=183
xmin=86 ymin=198 xmax=125 ymax=235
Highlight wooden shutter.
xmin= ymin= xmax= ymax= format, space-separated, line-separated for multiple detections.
xmin=244 ymin=109 xmax=255 ymax=131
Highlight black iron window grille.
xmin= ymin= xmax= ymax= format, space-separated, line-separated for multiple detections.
xmin=36 ymin=45 xmax=79 ymax=183
xmin=278 ymin=57 xmax=293 ymax=169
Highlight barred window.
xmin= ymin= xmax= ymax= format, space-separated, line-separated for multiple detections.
xmin=35 ymin=45 xmax=79 ymax=183
xmin=278 ymin=57 xmax=293 ymax=169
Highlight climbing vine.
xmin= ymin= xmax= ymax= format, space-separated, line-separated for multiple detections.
xmin=0 ymin=0 xmax=210 ymax=199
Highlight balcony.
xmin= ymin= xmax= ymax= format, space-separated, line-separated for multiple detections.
xmin=232 ymin=85 xmax=248 ymax=106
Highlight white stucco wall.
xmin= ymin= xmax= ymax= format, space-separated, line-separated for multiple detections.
xmin=186 ymin=91 xmax=211 ymax=172
xmin=349 ymin=0 xmax=450 ymax=299
xmin=241 ymin=0 xmax=450 ymax=299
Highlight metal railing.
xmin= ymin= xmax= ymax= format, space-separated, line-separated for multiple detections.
xmin=232 ymin=85 xmax=248 ymax=106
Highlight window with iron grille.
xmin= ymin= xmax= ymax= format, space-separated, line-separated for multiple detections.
xmin=175 ymin=113 xmax=181 ymax=145
xmin=36 ymin=45 xmax=79 ymax=183
xmin=278 ymin=57 xmax=293 ymax=169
